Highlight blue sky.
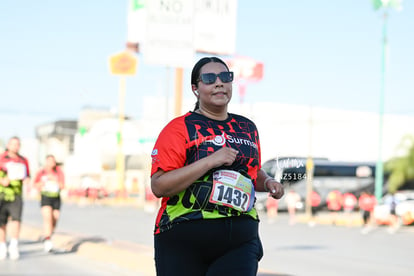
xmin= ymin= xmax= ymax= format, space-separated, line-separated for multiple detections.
xmin=0 ymin=0 xmax=413 ymax=142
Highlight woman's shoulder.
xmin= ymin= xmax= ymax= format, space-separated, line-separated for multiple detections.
xmin=158 ymin=112 xmax=193 ymax=136
xmin=229 ymin=113 xmax=256 ymax=125
xmin=164 ymin=112 xmax=192 ymax=127
xmin=35 ymin=168 xmax=46 ymax=176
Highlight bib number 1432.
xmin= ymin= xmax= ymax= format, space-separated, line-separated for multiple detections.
xmin=210 ymin=183 xmax=251 ymax=212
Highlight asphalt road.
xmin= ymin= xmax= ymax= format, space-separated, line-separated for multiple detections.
xmin=0 ymin=240 xmax=140 ymax=276
xmin=1 ymin=199 xmax=413 ymax=276
xmin=259 ymin=217 xmax=414 ymax=276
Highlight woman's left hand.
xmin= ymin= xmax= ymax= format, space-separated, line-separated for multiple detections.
xmin=266 ymin=179 xmax=284 ymax=199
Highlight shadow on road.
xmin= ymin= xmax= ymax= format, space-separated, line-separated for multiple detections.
xmin=18 ymin=235 xmax=107 ymax=257
xmin=58 ymin=236 xmax=107 ymax=254
xmin=275 ymin=244 xmax=328 ymax=251
xmin=258 ymin=273 xmax=294 ymax=276
xmin=19 ymin=239 xmax=41 ymax=246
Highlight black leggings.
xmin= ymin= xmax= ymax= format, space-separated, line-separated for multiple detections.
xmin=154 ymin=216 xmax=263 ymax=276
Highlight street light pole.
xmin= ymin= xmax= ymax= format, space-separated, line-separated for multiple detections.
xmin=372 ymin=0 xmax=402 ymax=200
xmin=375 ymin=10 xmax=387 ymax=201
xmin=109 ymin=50 xmax=138 ymax=198
xmin=116 ymin=76 xmax=126 ymax=197
xmin=306 ymin=107 xmax=314 ymax=219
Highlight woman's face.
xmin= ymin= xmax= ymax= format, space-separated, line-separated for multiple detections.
xmin=45 ymin=156 xmax=56 ymax=170
xmin=194 ymin=62 xmax=232 ymax=110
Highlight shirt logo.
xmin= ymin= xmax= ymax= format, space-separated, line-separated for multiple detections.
xmin=201 ymin=132 xmax=258 ymax=149
xmin=206 ymin=133 xmax=226 ymax=146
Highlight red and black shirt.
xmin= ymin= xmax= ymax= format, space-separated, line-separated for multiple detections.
xmin=151 ymin=112 xmax=262 ymax=234
xmin=0 ymin=151 xmax=30 ymax=199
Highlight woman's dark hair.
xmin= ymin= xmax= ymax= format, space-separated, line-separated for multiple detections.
xmin=191 ymin=57 xmax=230 ymax=111
xmin=46 ymin=154 xmax=58 ymax=171
xmin=46 ymin=154 xmax=56 ymax=160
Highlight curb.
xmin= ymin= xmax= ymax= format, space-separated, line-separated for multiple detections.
xmin=76 ymin=241 xmax=155 ymax=275
xmin=19 ymin=224 xmax=156 ymax=276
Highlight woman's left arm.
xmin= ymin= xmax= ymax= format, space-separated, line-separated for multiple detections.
xmin=57 ymin=167 xmax=65 ymax=190
xmin=256 ymin=169 xmax=284 ymax=199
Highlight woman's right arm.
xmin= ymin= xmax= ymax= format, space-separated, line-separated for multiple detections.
xmin=151 ymin=147 xmax=238 ymax=198
xmin=33 ymin=172 xmax=42 ymax=190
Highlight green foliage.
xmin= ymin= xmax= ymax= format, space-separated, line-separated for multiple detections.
xmin=131 ymin=0 xmax=145 ymax=11
xmin=385 ymin=135 xmax=414 ymax=192
xmin=371 ymin=0 xmax=383 ymax=10
xmin=371 ymin=0 xmax=403 ymax=11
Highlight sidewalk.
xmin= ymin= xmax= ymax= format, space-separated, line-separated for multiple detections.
xmin=19 ymin=223 xmax=156 ymax=276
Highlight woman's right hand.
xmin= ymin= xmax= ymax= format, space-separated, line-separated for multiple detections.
xmin=207 ymin=147 xmax=239 ymax=168
xmin=151 ymin=147 xmax=239 ymax=198
xmin=1 ymin=177 xmax=10 ymax=187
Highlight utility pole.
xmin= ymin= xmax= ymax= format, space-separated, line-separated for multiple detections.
xmin=305 ymin=107 xmax=314 ymax=219
xmin=371 ymin=0 xmax=402 ymax=200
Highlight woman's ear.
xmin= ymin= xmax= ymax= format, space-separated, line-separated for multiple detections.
xmin=191 ymin=85 xmax=199 ymax=97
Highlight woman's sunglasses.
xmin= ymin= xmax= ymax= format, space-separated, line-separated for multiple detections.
xmin=198 ymin=71 xmax=234 ymax=85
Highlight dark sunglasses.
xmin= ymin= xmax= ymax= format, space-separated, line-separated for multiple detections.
xmin=198 ymin=71 xmax=234 ymax=85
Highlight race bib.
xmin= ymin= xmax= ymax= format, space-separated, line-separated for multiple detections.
xmin=6 ymin=162 xmax=27 ymax=181
xmin=43 ymin=180 xmax=60 ymax=193
xmin=209 ymin=170 xmax=255 ymax=213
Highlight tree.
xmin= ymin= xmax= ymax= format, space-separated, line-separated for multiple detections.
xmin=385 ymin=135 xmax=414 ymax=193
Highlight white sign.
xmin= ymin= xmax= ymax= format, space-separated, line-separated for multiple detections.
xmin=127 ymin=0 xmax=147 ymax=44
xmin=142 ymin=0 xmax=195 ymax=68
xmin=194 ymin=0 xmax=238 ymax=55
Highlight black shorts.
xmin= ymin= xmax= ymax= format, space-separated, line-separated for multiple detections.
xmin=0 ymin=196 xmax=23 ymax=226
xmin=41 ymin=195 xmax=61 ymax=210
xmin=154 ymin=216 xmax=263 ymax=276
xmin=362 ymin=210 xmax=371 ymax=223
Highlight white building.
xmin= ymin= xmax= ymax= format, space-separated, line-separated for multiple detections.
xmin=17 ymin=98 xmax=413 ymax=197
xmin=141 ymin=96 xmax=414 ymax=164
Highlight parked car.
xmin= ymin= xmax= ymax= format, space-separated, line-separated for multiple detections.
xmin=373 ymin=190 xmax=414 ymax=225
xmin=260 ymin=156 xmax=377 ymax=211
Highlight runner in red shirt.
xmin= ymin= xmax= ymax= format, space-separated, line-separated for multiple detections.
xmin=285 ymin=190 xmax=301 ymax=225
xmin=343 ymin=193 xmax=357 ymax=212
xmin=308 ymin=190 xmax=321 ymax=227
xmin=326 ymin=190 xmax=343 ymax=225
xmin=266 ymin=196 xmax=278 ymax=224
xmin=342 ymin=192 xmax=357 ymax=226
xmin=0 ymin=137 xmax=30 ymax=260
xmin=151 ymin=57 xmax=284 ymax=275
xmin=33 ymin=154 xmax=65 ymax=252
xmin=327 ymin=190 xmax=343 ymax=211
xmin=358 ymin=191 xmax=377 ymax=233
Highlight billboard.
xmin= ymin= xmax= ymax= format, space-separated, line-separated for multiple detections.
xmin=194 ymin=0 xmax=238 ymax=55
xmin=127 ymin=0 xmax=147 ymax=45
xmin=143 ymin=0 xmax=195 ymax=68
xmin=127 ymin=0 xmax=238 ymax=67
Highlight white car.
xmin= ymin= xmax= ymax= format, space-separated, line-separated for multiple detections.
xmin=373 ymin=190 xmax=414 ymax=225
